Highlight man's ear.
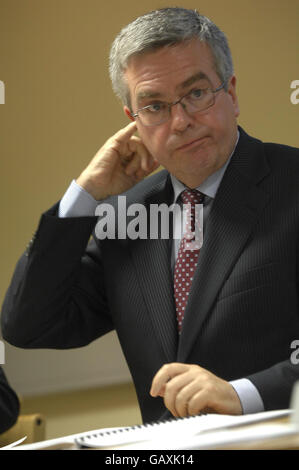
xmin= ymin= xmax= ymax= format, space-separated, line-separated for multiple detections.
xmin=227 ymin=75 xmax=240 ymax=118
xmin=124 ymin=106 xmax=135 ymax=122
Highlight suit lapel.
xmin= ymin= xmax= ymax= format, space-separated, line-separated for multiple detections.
xmin=177 ymin=128 xmax=271 ymax=362
xmin=128 ymin=174 xmax=178 ymax=363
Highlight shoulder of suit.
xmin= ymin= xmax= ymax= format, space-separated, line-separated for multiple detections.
xmin=263 ymin=140 xmax=299 ymax=157
xmin=262 ymin=140 xmax=299 ymax=176
xmin=134 ymin=168 xmax=169 ymax=192
xmin=239 ymin=124 xmax=299 ymax=176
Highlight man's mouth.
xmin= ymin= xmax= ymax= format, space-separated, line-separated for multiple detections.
xmin=176 ymin=136 xmax=208 ymax=151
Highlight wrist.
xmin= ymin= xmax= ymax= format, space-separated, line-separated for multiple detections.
xmin=76 ymin=173 xmax=107 ymax=201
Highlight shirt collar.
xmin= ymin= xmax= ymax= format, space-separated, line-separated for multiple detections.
xmin=170 ymin=131 xmax=239 ymax=202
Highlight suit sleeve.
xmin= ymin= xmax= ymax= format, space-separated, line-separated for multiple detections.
xmin=1 ymin=203 xmax=114 ymax=349
xmin=0 ymin=367 xmax=20 ymax=434
xmin=247 ymin=360 xmax=299 ymax=410
xmin=247 ymin=234 xmax=299 ymax=411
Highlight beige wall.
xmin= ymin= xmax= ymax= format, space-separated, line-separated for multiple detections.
xmin=0 ymin=0 xmax=298 ymax=394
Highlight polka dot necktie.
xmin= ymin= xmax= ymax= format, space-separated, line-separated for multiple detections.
xmin=174 ymin=189 xmax=204 ymax=332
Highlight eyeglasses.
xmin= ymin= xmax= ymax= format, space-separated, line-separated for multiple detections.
xmin=132 ymin=82 xmax=225 ymax=127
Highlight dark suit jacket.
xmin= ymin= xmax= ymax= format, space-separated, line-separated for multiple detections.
xmin=0 ymin=367 xmax=20 ymax=434
xmin=1 ymin=127 xmax=299 ymax=423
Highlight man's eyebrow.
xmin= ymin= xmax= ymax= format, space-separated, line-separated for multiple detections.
xmin=136 ymin=90 xmax=163 ymax=102
xmin=180 ymin=72 xmax=211 ymax=89
xmin=136 ymin=72 xmax=211 ymax=103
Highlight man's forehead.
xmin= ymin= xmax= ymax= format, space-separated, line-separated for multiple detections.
xmin=135 ymin=71 xmax=212 ymax=101
xmin=124 ymin=40 xmax=216 ymax=100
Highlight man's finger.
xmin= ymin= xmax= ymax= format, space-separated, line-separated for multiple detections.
xmin=187 ymin=389 xmax=210 ymax=416
xmin=125 ymin=152 xmax=142 ymax=176
xmin=174 ymin=379 xmax=203 ymax=417
xmin=114 ymin=121 xmax=137 ymax=144
xmin=162 ymin=372 xmax=193 ymax=417
xmin=150 ymin=363 xmax=187 ymax=397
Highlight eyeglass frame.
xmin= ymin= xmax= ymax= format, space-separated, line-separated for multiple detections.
xmin=131 ymin=82 xmax=226 ymax=127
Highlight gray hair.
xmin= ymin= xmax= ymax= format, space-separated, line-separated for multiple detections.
xmin=109 ymin=8 xmax=234 ymax=108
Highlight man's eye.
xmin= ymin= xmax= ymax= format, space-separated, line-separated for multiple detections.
xmin=190 ymin=89 xmax=203 ymax=99
xmin=146 ymin=103 xmax=165 ymax=113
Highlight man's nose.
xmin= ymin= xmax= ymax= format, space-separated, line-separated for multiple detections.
xmin=170 ymin=102 xmax=194 ymax=133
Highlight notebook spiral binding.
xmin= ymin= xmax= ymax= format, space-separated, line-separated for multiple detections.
xmin=75 ymin=414 xmax=200 ymax=448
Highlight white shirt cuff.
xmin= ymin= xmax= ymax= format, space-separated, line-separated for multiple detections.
xmin=59 ymin=180 xmax=99 ymax=217
xmin=230 ymin=378 xmax=265 ymax=414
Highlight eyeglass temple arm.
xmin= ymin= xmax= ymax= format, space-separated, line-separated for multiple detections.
xmin=213 ymin=82 xmax=225 ymax=93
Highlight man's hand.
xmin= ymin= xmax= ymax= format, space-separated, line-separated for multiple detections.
xmin=76 ymin=122 xmax=159 ymax=201
xmin=150 ymin=363 xmax=242 ymax=417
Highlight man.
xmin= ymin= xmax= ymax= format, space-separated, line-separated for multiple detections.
xmin=0 ymin=367 xmax=20 ymax=434
xmin=1 ymin=8 xmax=299 ymax=424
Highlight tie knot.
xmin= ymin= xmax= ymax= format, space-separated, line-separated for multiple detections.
xmin=180 ymin=189 xmax=204 ymax=205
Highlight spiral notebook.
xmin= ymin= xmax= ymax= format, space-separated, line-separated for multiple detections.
xmin=6 ymin=408 xmax=295 ymax=450
xmin=74 ymin=409 xmax=291 ymax=449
